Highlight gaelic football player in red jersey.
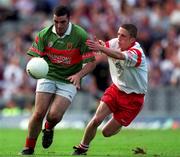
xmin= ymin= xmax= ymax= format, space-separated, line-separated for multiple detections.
xmin=20 ymin=5 xmax=96 ymax=155
xmin=73 ymin=24 xmax=148 ymax=155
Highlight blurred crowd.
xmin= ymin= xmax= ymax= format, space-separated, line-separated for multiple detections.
xmin=0 ymin=0 xmax=180 ymax=115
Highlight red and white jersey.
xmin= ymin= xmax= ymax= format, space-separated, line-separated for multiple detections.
xmin=106 ymin=38 xmax=148 ymax=94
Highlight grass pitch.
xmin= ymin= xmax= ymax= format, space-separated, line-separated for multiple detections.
xmin=0 ymin=128 xmax=179 ymax=157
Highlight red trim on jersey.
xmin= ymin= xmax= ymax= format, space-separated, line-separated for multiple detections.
xmin=129 ymin=48 xmax=142 ymax=67
xmin=82 ymin=52 xmax=95 ymax=60
xmin=105 ymin=41 xmax=110 ymax=48
xmin=127 ymin=51 xmax=133 ymax=60
xmin=30 ymin=46 xmax=94 ymax=65
xmin=71 ymin=56 xmax=82 ymax=64
xmin=35 ymin=36 xmax=39 ymax=44
xmin=45 ymin=47 xmax=82 ymax=65
xmin=127 ymin=41 xmax=136 ymax=49
xmin=29 ymin=47 xmax=45 ymax=56
xmin=45 ymin=47 xmax=80 ymax=55
xmin=47 ymin=52 xmax=82 ymax=65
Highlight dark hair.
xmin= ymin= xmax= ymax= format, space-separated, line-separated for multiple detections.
xmin=121 ymin=24 xmax=137 ymax=38
xmin=53 ymin=6 xmax=70 ymax=18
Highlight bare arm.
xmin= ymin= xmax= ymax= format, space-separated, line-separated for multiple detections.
xmin=77 ymin=60 xmax=96 ymax=78
xmin=67 ymin=60 xmax=96 ymax=89
xmin=86 ymin=40 xmax=125 ymax=60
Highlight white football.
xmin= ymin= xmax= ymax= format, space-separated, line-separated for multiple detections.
xmin=26 ymin=57 xmax=49 ymax=79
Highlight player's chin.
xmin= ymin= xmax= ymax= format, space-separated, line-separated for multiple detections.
xmin=119 ymin=45 xmax=126 ymax=51
xmin=57 ymin=30 xmax=65 ymax=36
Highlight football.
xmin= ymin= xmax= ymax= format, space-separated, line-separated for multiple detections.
xmin=26 ymin=57 xmax=49 ymax=79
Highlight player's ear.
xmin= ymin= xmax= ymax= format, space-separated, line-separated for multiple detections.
xmin=130 ymin=37 xmax=136 ymax=43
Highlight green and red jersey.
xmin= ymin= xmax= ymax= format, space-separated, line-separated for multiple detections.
xmin=27 ymin=23 xmax=95 ymax=83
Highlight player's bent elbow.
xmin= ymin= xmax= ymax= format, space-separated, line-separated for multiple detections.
xmin=90 ymin=60 xmax=96 ymax=70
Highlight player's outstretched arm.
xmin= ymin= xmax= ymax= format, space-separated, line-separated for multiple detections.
xmin=86 ymin=40 xmax=125 ymax=60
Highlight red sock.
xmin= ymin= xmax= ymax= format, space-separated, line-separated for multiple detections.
xmin=25 ymin=137 xmax=37 ymax=149
xmin=44 ymin=121 xmax=55 ymax=130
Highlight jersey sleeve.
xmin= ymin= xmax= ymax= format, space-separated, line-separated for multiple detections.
xmin=79 ymin=30 xmax=95 ymax=63
xmin=107 ymin=39 xmax=143 ymax=68
xmin=27 ymin=31 xmax=46 ymax=57
xmin=123 ymin=48 xmax=143 ymax=67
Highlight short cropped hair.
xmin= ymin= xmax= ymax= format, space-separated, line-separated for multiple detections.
xmin=53 ymin=6 xmax=70 ymax=18
xmin=121 ymin=24 xmax=137 ymax=38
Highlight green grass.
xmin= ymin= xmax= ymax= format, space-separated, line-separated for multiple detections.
xmin=0 ymin=128 xmax=180 ymax=157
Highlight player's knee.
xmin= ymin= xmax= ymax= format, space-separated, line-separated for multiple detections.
xmin=102 ymin=129 xmax=112 ymax=137
xmin=47 ymin=114 xmax=62 ymax=124
xmin=33 ymin=111 xmax=45 ymax=121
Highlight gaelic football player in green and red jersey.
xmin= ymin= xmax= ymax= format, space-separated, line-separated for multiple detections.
xmin=20 ymin=5 xmax=96 ymax=155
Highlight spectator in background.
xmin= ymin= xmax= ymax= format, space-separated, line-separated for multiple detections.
xmin=3 ymin=56 xmax=23 ymax=101
xmin=1 ymin=99 xmax=21 ymax=117
xmin=12 ymin=0 xmax=35 ymax=19
xmin=0 ymin=43 xmax=5 ymax=83
xmin=171 ymin=57 xmax=180 ymax=86
xmin=147 ymin=41 xmax=163 ymax=87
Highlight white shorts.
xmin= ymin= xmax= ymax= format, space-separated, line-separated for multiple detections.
xmin=36 ymin=78 xmax=77 ymax=102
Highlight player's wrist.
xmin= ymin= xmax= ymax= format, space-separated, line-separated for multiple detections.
xmin=99 ymin=45 xmax=105 ymax=51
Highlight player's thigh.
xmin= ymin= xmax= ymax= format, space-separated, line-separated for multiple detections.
xmin=34 ymin=92 xmax=54 ymax=115
xmin=48 ymin=81 xmax=77 ymax=117
xmin=48 ymin=94 xmax=71 ymax=117
xmin=94 ymin=101 xmax=112 ymax=121
xmin=56 ymin=81 xmax=77 ymax=103
xmin=102 ymin=117 xmax=122 ymax=136
xmin=35 ymin=78 xmax=56 ymax=114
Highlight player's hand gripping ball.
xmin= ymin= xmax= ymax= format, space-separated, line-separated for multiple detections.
xmin=26 ymin=57 xmax=49 ymax=79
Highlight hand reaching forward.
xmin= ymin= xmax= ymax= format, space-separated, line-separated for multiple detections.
xmin=86 ymin=38 xmax=105 ymax=52
xmin=67 ymin=73 xmax=81 ymax=90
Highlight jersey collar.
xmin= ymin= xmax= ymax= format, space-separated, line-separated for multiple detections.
xmin=52 ymin=22 xmax=72 ymax=38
